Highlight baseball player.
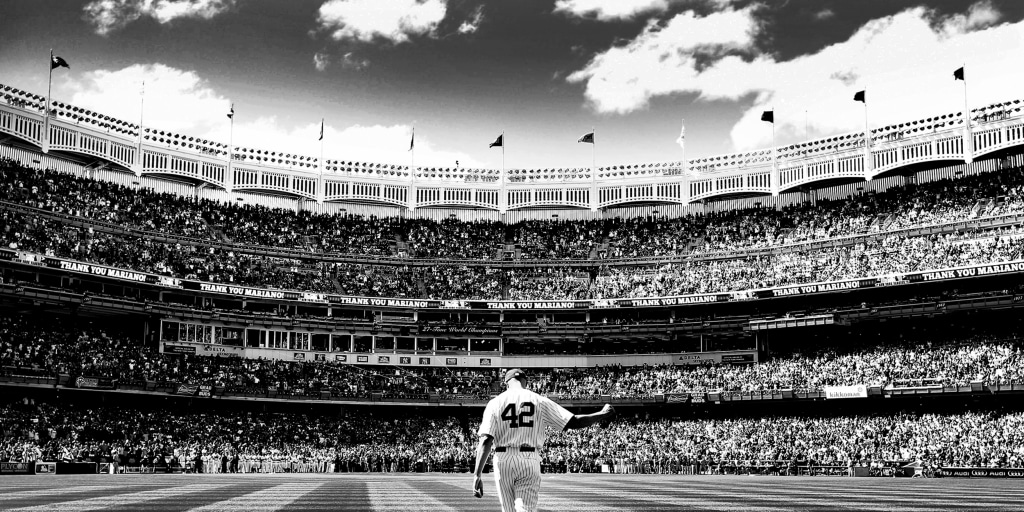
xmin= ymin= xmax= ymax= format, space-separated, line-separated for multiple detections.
xmin=472 ymin=368 xmax=615 ymax=512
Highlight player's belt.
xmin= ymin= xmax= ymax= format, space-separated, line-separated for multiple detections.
xmin=495 ymin=446 xmax=535 ymax=453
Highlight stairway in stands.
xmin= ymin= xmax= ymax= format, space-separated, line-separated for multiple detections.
xmin=329 ymin=277 xmax=344 ymax=293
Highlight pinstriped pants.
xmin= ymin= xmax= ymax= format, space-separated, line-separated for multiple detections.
xmin=493 ymin=452 xmax=541 ymax=512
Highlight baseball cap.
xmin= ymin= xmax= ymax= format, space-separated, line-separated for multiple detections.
xmin=504 ymin=368 xmax=526 ymax=383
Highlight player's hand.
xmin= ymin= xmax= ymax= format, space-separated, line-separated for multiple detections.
xmin=473 ymin=475 xmax=483 ymax=498
xmin=601 ymin=404 xmax=616 ymax=417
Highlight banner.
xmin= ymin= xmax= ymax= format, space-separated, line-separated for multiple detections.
xmin=163 ymin=344 xmax=196 ymax=355
xmin=0 ymin=462 xmax=32 ymax=474
xmin=911 ymin=261 xmax=1024 ymax=282
xmin=823 ymin=384 xmax=868 ymax=399
xmin=162 ymin=342 xmax=242 ymax=358
xmin=477 ymin=300 xmax=591 ymax=310
xmin=299 ymin=292 xmax=329 ymax=304
xmin=75 ymin=376 xmax=117 ymax=389
xmin=769 ymin=279 xmax=868 ymax=298
xmin=52 ymin=259 xmax=148 ymax=283
xmin=176 ymin=384 xmax=198 ymax=396
xmin=7 ymin=249 xmax=1024 ymax=312
xmin=615 ymin=295 xmax=725 ymax=307
xmin=193 ymin=282 xmax=294 ymax=300
xmin=937 ymin=467 xmax=1024 ymax=478
xmin=673 ymin=351 xmax=758 ymax=366
xmin=197 ymin=385 xmax=213 ymax=398
xmin=419 ymin=325 xmax=501 ymax=336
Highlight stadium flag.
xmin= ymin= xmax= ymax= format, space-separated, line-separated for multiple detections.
xmin=853 ymin=90 xmax=865 ymax=103
xmin=318 ymin=119 xmax=324 ymax=141
xmin=44 ymin=50 xmax=70 ymax=153
xmin=761 ymin=110 xmax=774 ymax=123
xmin=409 ymin=127 xmax=414 ymax=151
xmin=227 ymin=104 xmax=234 ymax=119
xmin=577 ymin=131 xmax=594 ymax=144
xmin=50 ymin=55 xmax=69 ymax=70
xmin=489 ymin=134 xmax=503 ymax=148
xmin=953 ymin=66 xmax=965 ymax=81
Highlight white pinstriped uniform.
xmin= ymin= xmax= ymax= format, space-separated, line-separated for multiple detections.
xmin=478 ymin=387 xmax=574 ymax=512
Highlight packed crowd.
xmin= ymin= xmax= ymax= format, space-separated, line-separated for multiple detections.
xmin=532 ymin=340 xmax=1024 ymax=397
xmin=0 ymin=398 xmax=475 ymax=472
xmin=544 ymin=410 xmax=1024 ymax=471
xmin=4 ymin=158 xmax=1024 ymax=263
xmin=0 ymin=314 xmax=499 ymax=400
xmin=6 ymin=205 xmax=1024 ymax=301
xmin=3 ymin=397 xmax=1024 ymax=472
xmin=4 ymin=312 xmax=1024 ymax=401
xmin=590 ymin=228 xmax=1024 ymax=299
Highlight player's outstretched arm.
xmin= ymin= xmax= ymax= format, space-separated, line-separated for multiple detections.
xmin=564 ymin=404 xmax=616 ymax=430
xmin=472 ymin=434 xmax=493 ymax=498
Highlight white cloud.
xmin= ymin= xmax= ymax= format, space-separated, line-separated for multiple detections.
xmin=815 ymin=9 xmax=835 ymax=21
xmin=567 ymin=7 xmax=761 ymax=113
xmin=554 ymin=0 xmax=669 ymax=21
xmin=68 ymin=63 xmax=228 ymax=134
xmin=458 ymin=6 xmax=484 ymax=35
xmin=63 ymin=63 xmax=477 ymax=168
xmin=939 ymin=0 xmax=1001 ymax=34
xmin=317 ymin=0 xmax=447 ymax=43
xmin=339 ymin=52 xmax=370 ymax=70
xmin=83 ymin=0 xmax=234 ymax=35
xmin=314 ymin=51 xmax=370 ymax=71
xmin=568 ymin=3 xmax=1024 ymax=151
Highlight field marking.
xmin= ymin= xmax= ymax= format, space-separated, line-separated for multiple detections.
xmin=728 ymin=479 xmax=1024 ymax=503
xmin=184 ymin=482 xmax=325 ymax=512
xmin=364 ymin=480 xmax=462 ymax=512
xmin=4 ymin=483 xmax=232 ymax=512
xmin=731 ymin=484 xmax=1020 ymax=509
xmin=580 ymin=478 xmax=1023 ymax=511
xmin=0 ymin=486 xmax=123 ymax=502
xmin=543 ymin=480 xmax=793 ymax=511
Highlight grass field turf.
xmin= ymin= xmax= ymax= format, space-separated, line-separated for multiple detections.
xmin=0 ymin=474 xmax=1022 ymax=511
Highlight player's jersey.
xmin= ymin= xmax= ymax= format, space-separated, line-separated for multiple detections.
xmin=477 ymin=387 xmax=574 ymax=448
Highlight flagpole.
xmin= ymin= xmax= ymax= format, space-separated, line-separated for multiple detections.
xmin=771 ymin=108 xmax=777 ymax=195
xmin=136 ymin=81 xmax=145 ymax=174
xmin=862 ymin=89 xmax=868 ymax=144
xmin=499 ymin=130 xmax=506 ymax=214
xmin=962 ymin=63 xmax=973 ymax=163
xmin=591 ymin=126 xmax=596 ymax=177
xmin=862 ymin=88 xmax=872 ymax=179
xmin=318 ymin=118 xmax=325 ymax=204
xmin=409 ymin=126 xmax=416 ymax=210
xmin=44 ymin=49 xmax=54 ymax=153
xmin=227 ymin=101 xmax=234 ymax=192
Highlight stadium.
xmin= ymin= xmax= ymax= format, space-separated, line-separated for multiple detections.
xmin=4 ymin=1 xmax=1024 ymax=511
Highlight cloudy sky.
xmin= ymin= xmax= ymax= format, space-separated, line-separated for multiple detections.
xmin=1 ymin=0 xmax=1022 ymax=170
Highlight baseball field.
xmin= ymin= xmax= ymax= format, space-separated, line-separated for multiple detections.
xmin=1 ymin=473 xmax=1022 ymax=511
